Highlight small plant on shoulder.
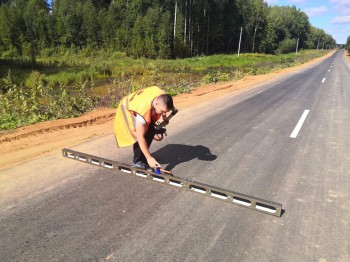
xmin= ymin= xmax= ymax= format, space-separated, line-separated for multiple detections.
xmin=0 ymin=71 xmax=97 ymax=130
xmin=202 ymin=70 xmax=230 ymax=84
xmin=233 ymin=69 xmax=244 ymax=80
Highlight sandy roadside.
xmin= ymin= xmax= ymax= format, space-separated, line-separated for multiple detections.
xmin=0 ymin=51 xmax=337 ymax=171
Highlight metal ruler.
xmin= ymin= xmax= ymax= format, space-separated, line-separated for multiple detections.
xmin=62 ymin=148 xmax=283 ymax=217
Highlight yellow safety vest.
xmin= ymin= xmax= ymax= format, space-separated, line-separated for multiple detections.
xmin=114 ymin=86 xmax=164 ymax=147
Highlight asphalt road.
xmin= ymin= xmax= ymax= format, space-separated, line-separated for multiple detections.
xmin=1 ymin=50 xmax=349 ymax=261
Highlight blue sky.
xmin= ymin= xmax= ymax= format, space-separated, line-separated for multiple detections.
xmin=265 ymin=0 xmax=350 ymax=44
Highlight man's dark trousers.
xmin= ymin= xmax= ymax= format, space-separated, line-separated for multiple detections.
xmin=133 ymin=123 xmax=156 ymax=164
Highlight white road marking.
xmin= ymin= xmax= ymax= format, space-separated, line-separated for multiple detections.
xmin=322 ymin=78 xmax=326 ymax=83
xmin=290 ymin=110 xmax=310 ymax=138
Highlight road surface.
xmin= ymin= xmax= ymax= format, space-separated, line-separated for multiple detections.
xmin=1 ymin=50 xmax=349 ymax=261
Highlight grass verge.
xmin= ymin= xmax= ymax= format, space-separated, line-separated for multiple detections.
xmin=0 ymin=49 xmax=331 ymax=131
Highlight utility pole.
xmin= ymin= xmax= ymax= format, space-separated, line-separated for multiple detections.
xmin=174 ymin=1 xmax=177 ymax=57
xmin=184 ymin=0 xmax=187 ymax=44
xmin=317 ymin=39 xmax=319 ymax=50
xmin=206 ymin=11 xmax=210 ymax=55
xmin=295 ymin=37 xmax=299 ymax=54
xmin=237 ymin=27 xmax=242 ymax=57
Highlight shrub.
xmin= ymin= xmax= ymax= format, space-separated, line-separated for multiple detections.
xmin=0 ymin=77 xmax=96 ymax=130
xmin=276 ymin=38 xmax=296 ymax=54
xmin=202 ymin=70 xmax=231 ymax=84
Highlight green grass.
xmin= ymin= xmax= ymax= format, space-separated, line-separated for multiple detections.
xmin=0 ymin=49 xmax=331 ymax=131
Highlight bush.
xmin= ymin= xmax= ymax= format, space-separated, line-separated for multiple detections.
xmin=346 ymin=36 xmax=350 ymax=52
xmin=40 ymin=48 xmax=55 ymax=58
xmin=0 ymin=75 xmax=96 ymax=130
xmin=0 ymin=49 xmax=331 ymax=130
xmin=2 ymin=46 xmax=20 ymax=59
xmin=112 ymin=51 xmax=128 ymax=59
xmin=202 ymin=70 xmax=230 ymax=84
xmin=25 ymin=71 xmax=47 ymax=88
xmin=276 ymin=38 xmax=296 ymax=54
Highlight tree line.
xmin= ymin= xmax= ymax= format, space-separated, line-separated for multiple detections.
xmin=0 ymin=0 xmax=337 ymax=62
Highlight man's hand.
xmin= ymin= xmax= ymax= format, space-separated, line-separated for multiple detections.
xmin=161 ymin=113 xmax=169 ymax=126
xmin=147 ymin=156 xmax=160 ymax=169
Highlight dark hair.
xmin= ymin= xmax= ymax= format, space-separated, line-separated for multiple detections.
xmin=158 ymin=94 xmax=174 ymax=110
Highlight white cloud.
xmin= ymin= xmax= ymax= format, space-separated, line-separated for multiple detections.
xmin=288 ymin=0 xmax=307 ymax=4
xmin=330 ymin=0 xmax=350 ymax=5
xmin=331 ymin=16 xmax=350 ymax=24
xmin=330 ymin=0 xmax=350 ymax=15
xmin=305 ymin=6 xmax=328 ymax=17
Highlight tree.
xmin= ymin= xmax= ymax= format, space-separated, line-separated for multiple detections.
xmin=0 ymin=1 xmax=25 ymax=57
xmin=91 ymin=0 xmax=111 ymax=9
xmin=131 ymin=15 xmax=144 ymax=57
xmin=266 ymin=5 xmax=311 ymax=53
xmin=0 ymin=0 xmax=50 ymax=61
xmin=143 ymin=7 xmax=160 ymax=58
xmin=305 ymin=26 xmax=324 ymax=49
xmin=236 ymin=0 xmax=268 ymax=53
xmin=0 ymin=0 xmax=338 ymax=59
xmin=101 ymin=0 xmax=128 ymax=50
xmin=157 ymin=11 xmax=172 ymax=58
xmin=22 ymin=0 xmax=51 ymax=63
xmin=346 ymin=36 xmax=350 ymax=52
xmin=80 ymin=0 xmax=101 ymax=47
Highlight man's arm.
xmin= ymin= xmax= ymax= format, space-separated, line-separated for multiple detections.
xmin=135 ymin=120 xmax=160 ymax=168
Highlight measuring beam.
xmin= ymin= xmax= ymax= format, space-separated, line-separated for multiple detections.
xmin=62 ymin=148 xmax=282 ymax=217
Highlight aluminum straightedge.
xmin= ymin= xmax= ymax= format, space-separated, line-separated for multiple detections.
xmin=62 ymin=148 xmax=283 ymax=217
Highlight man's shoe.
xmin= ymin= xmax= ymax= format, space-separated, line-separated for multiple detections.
xmin=132 ymin=161 xmax=151 ymax=170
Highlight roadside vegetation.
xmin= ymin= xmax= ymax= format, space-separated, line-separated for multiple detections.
xmin=346 ymin=36 xmax=350 ymax=53
xmin=0 ymin=49 xmax=330 ymax=131
xmin=0 ymin=0 xmax=338 ymax=131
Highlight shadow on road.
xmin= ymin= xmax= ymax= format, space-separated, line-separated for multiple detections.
xmin=152 ymin=144 xmax=217 ymax=171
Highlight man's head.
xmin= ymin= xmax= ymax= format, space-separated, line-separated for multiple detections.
xmin=154 ymin=94 xmax=174 ymax=114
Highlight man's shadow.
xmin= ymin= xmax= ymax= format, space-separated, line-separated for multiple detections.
xmin=152 ymin=144 xmax=217 ymax=171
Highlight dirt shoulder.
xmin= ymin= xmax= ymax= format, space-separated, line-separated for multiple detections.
xmin=0 ymin=51 xmax=336 ymax=171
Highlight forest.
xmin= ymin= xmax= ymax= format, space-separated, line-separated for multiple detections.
xmin=0 ymin=0 xmax=337 ymax=62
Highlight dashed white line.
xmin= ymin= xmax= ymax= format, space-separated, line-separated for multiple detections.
xmin=322 ymin=78 xmax=326 ymax=83
xmin=290 ymin=110 xmax=310 ymax=138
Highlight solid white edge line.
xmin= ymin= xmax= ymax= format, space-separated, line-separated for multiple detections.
xmin=290 ymin=110 xmax=310 ymax=138
xmin=322 ymin=78 xmax=326 ymax=83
